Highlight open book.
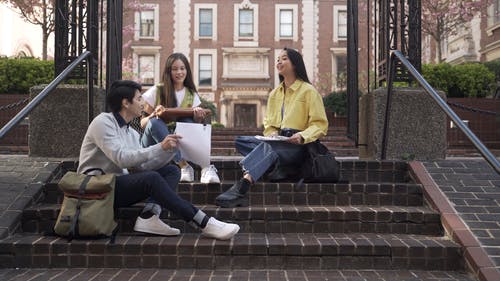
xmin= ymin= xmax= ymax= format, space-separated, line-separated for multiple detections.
xmin=254 ymin=135 xmax=290 ymax=141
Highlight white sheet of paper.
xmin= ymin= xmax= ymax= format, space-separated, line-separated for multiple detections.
xmin=254 ymin=135 xmax=290 ymax=141
xmin=174 ymin=122 xmax=211 ymax=168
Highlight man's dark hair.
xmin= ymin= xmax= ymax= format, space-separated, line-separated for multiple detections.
xmin=107 ymin=80 xmax=142 ymax=112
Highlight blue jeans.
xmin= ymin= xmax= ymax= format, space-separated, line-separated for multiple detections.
xmin=114 ymin=164 xmax=198 ymax=221
xmin=140 ymin=118 xmax=194 ymax=162
xmin=235 ymin=136 xmax=305 ymax=182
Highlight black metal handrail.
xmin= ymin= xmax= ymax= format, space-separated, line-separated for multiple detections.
xmin=382 ymin=50 xmax=500 ymax=174
xmin=0 ymin=51 xmax=94 ymax=140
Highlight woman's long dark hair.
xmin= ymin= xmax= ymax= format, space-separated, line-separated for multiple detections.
xmin=278 ymin=47 xmax=311 ymax=84
xmin=160 ymin=53 xmax=198 ymax=107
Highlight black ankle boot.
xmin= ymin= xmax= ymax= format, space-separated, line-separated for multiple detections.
xmin=215 ymin=179 xmax=250 ymax=208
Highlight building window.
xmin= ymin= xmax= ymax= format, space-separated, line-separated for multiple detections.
xmin=333 ymin=6 xmax=347 ymax=42
xmin=337 ymin=10 xmax=347 ymax=39
xmin=199 ymin=54 xmax=212 ymax=86
xmin=280 ymin=9 xmax=293 ymax=37
xmin=140 ymin=10 xmax=154 ymax=37
xmin=488 ymin=0 xmax=500 ymax=26
xmin=336 ymin=56 xmax=347 ymax=89
xmin=239 ymin=9 xmax=253 ymax=37
xmin=195 ymin=4 xmax=217 ymax=40
xmin=134 ymin=4 xmax=159 ymax=41
xmin=138 ymin=55 xmax=155 ymax=86
xmin=275 ymin=4 xmax=298 ymax=41
xmin=199 ymin=9 xmax=213 ymax=37
xmin=234 ymin=1 xmax=258 ymax=46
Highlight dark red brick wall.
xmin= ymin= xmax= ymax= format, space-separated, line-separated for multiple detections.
xmin=447 ymin=98 xmax=500 ymax=149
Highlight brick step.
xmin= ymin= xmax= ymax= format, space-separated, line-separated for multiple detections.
xmin=0 ymin=233 xmax=463 ymax=270
xmin=41 ymin=181 xmax=423 ymax=206
xmin=23 ymin=204 xmax=443 ymax=236
xmin=0 ymin=233 xmax=464 ymax=270
xmin=0 ymin=268 xmax=477 ymax=281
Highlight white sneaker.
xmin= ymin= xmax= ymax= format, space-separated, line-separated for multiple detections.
xmin=180 ymin=163 xmax=194 ymax=182
xmin=200 ymin=165 xmax=221 ymax=184
xmin=133 ymin=215 xmax=180 ymax=236
xmin=201 ymin=217 xmax=240 ymax=240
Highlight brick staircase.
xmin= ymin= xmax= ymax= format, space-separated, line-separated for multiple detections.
xmin=0 ymin=159 xmax=474 ymax=279
xmin=211 ymin=127 xmax=358 ymax=157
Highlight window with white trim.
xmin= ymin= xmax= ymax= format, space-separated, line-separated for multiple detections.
xmin=195 ymin=4 xmax=217 ymax=40
xmin=239 ymin=9 xmax=253 ymax=37
xmin=335 ymin=55 xmax=347 ymax=89
xmin=275 ymin=4 xmax=298 ymax=41
xmin=134 ymin=4 xmax=159 ymax=41
xmin=194 ymin=49 xmax=217 ymax=90
xmin=333 ymin=6 xmax=347 ymax=42
xmin=280 ymin=10 xmax=293 ymax=37
xmin=233 ymin=1 xmax=259 ymax=46
xmin=138 ymin=55 xmax=155 ymax=86
xmin=199 ymin=9 xmax=213 ymax=37
xmin=140 ymin=10 xmax=154 ymax=37
xmin=198 ymin=54 xmax=212 ymax=86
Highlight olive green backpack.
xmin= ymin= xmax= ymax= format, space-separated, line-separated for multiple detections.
xmin=54 ymin=168 xmax=118 ymax=241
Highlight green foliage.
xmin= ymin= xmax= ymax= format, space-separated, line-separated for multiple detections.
xmin=200 ymin=97 xmax=217 ymax=119
xmin=211 ymin=122 xmax=225 ymax=128
xmin=323 ymin=90 xmax=363 ymax=117
xmin=0 ymin=57 xmax=54 ymax=94
xmin=323 ymin=90 xmax=347 ymax=116
xmin=422 ymin=63 xmax=495 ymax=98
xmin=483 ymin=60 xmax=500 ymax=81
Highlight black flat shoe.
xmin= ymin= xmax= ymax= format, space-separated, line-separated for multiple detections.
xmin=215 ymin=181 xmax=249 ymax=208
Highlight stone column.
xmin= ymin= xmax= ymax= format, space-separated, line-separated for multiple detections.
xmin=358 ymin=87 xmax=447 ymax=160
xmin=29 ymin=85 xmax=105 ymax=158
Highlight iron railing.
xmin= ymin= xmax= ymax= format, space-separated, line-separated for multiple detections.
xmin=382 ymin=50 xmax=500 ymax=174
xmin=0 ymin=51 xmax=94 ymax=140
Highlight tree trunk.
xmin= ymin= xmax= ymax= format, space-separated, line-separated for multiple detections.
xmin=42 ymin=0 xmax=48 ymax=60
xmin=437 ymin=38 xmax=442 ymax=63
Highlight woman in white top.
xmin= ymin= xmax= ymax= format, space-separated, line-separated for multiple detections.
xmin=140 ymin=53 xmax=220 ymax=184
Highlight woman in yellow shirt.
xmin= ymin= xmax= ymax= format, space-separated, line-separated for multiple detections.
xmin=216 ymin=48 xmax=328 ymax=208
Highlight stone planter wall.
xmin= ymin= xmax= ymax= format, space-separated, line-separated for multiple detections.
xmin=29 ymin=85 xmax=105 ymax=158
xmin=359 ymin=87 xmax=447 ymax=160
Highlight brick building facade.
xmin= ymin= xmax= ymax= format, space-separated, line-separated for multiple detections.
xmin=122 ymin=0 xmax=355 ymax=128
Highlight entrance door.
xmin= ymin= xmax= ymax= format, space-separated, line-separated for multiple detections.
xmin=234 ymin=104 xmax=256 ymax=127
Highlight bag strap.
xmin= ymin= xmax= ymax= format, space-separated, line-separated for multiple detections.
xmin=67 ymin=174 xmax=93 ymax=240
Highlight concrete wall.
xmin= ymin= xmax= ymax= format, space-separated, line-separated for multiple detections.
xmin=29 ymin=85 xmax=105 ymax=158
xmin=359 ymin=87 xmax=447 ymax=160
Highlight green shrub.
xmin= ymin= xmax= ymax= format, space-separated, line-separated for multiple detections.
xmin=323 ymin=90 xmax=347 ymax=116
xmin=323 ymin=90 xmax=363 ymax=117
xmin=422 ymin=63 xmax=494 ymax=98
xmin=211 ymin=122 xmax=225 ymax=128
xmin=200 ymin=97 xmax=217 ymax=119
xmin=0 ymin=57 xmax=54 ymax=94
xmin=484 ymin=60 xmax=500 ymax=81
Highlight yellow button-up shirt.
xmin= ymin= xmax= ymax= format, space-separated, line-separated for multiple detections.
xmin=263 ymin=80 xmax=328 ymax=144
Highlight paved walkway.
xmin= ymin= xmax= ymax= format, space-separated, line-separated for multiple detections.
xmin=422 ymin=159 xmax=500 ymax=270
xmin=0 ymin=155 xmax=498 ymax=280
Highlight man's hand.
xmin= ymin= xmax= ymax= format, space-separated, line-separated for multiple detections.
xmin=161 ymin=134 xmax=183 ymax=151
xmin=287 ymin=132 xmax=304 ymax=145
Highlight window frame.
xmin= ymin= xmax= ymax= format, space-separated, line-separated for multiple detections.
xmin=333 ymin=5 xmax=347 ymax=42
xmin=131 ymin=46 xmax=161 ymax=87
xmin=275 ymin=4 xmax=298 ymax=41
xmin=233 ymin=2 xmax=259 ymax=47
xmin=134 ymin=4 xmax=159 ymax=41
xmin=194 ymin=49 xmax=218 ymax=91
xmin=194 ymin=3 xmax=217 ymax=40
